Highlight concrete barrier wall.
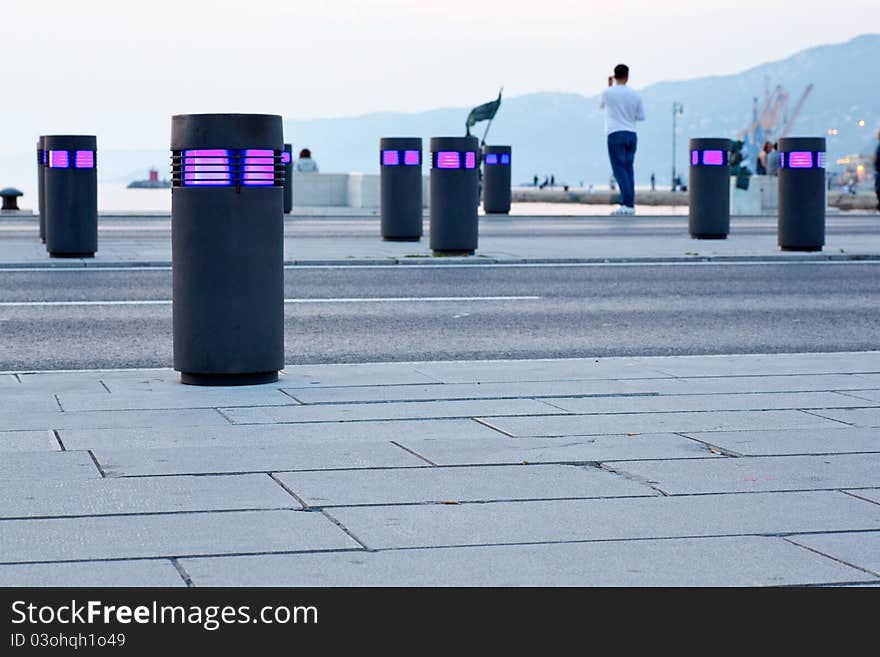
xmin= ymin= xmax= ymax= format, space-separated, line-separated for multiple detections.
xmin=292 ymin=173 xmax=428 ymax=209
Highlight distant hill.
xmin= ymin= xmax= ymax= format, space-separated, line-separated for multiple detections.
xmin=282 ymin=34 xmax=880 ymax=186
xmin=5 ymin=34 xmax=875 ymax=192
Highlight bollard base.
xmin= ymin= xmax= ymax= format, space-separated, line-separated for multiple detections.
xmin=50 ymin=252 xmax=95 ymax=258
xmin=180 ymin=371 xmax=279 ymax=387
xmin=780 ymin=246 xmax=822 ymax=252
xmin=383 ymin=236 xmax=422 ymax=242
xmin=690 ymin=233 xmax=727 ymax=240
xmin=432 ymin=250 xmax=475 ymax=257
xmin=484 ymin=211 xmax=510 ymax=215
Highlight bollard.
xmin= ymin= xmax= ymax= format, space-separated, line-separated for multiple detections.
xmin=430 ymin=136 xmax=479 ymax=255
xmin=43 ymin=135 xmax=98 ymax=257
xmin=482 ymin=145 xmax=511 ymax=214
xmin=380 ymin=137 xmax=423 ymax=241
xmin=778 ymin=137 xmax=826 ymax=252
xmin=0 ymin=188 xmax=23 ymax=211
xmin=688 ymin=138 xmax=731 ymax=239
xmin=170 ymin=113 xmax=285 ymax=386
xmin=282 ymin=143 xmax=293 ymax=214
xmin=37 ymin=137 xmax=47 ymax=241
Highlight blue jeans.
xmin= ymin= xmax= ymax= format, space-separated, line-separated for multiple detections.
xmin=607 ymin=131 xmax=637 ymax=208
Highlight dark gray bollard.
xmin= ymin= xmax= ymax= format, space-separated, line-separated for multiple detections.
xmin=482 ymin=145 xmax=511 ymax=214
xmin=171 ymin=113 xmax=284 ymax=386
xmin=43 ymin=135 xmax=98 ymax=258
xmin=37 ymin=137 xmax=46 ymax=242
xmin=430 ymin=136 xmax=479 ymax=255
xmin=0 ymin=188 xmax=23 ymax=211
xmin=282 ymin=143 xmax=293 ymax=214
xmin=778 ymin=137 xmax=826 ymax=252
xmin=688 ymin=138 xmax=731 ymax=239
xmin=380 ymin=137 xmax=423 ymax=241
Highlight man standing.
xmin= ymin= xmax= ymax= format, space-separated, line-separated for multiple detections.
xmin=600 ymin=64 xmax=645 ymax=215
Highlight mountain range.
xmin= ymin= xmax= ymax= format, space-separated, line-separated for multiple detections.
xmin=24 ymin=34 xmax=880 ymax=188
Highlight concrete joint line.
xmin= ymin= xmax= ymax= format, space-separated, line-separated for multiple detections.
xmin=782 ymin=537 xmax=880 ymax=579
xmin=51 ymin=430 xmax=66 ymax=451
xmin=268 ymin=473 xmax=310 ymax=510
xmin=675 ymin=432 xmax=743 ymax=457
xmin=319 ymin=509 xmax=372 ymax=551
xmin=599 ymin=462 xmax=671 ymax=496
xmin=840 ymin=490 xmax=880 ymax=507
xmin=389 ymin=441 xmax=437 ymax=466
xmin=797 ymin=409 xmax=857 ymax=426
xmin=170 ymin=558 xmax=195 ymax=587
xmin=87 ymin=450 xmax=106 ymax=478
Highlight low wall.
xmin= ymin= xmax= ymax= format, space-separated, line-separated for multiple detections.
xmin=292 ymin=173 xmax=429 ymax=209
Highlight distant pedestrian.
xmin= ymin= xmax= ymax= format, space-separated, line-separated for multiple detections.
xmin=756 ymin=141 xmax=771 ymax=175
xmin=550 ymin=175 xmax=555 ymax=187
xmin=875 ymin=130 xmax=880 ymax=212
xmin=650 ymin=172 xmax=656 ymax=191
xmin=533 ymin=175 xmax=539 ymax=187
xmin=294 ymin=148 xmax=319 ymax=173
xmin=767 ymin=142 xmax=780 ymax=176
xmin=600 ymin=64 xmax=645 ymax=216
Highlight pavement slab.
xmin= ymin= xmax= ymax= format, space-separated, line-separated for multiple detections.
xmin=180 ymin=536 xmax=876 ymax=587
xmin=327 ymin=490 xmax=880 ymax=549
xmin=604 ymin=453 xmax=880 ymax=495
xmin=542 ymin=391 xmax=874 ymax=415
xmin=0 ymin=451 xmax=100 ymax=482
xmin=480 ymin=409 xmax=846 ymax=437
xmin=0 ymin=408 xmax=230 ymax=432
xmin=93 ymin=441 xmax=426 ymax=477
xmin=682 ymin=426 xmax=880 ymax=456
xmin=845 ymin=489 xmax=880 ymax=505
xmin=0 ymin=560 xmax=186 ymax=587
xmin=274 ymin=463 xmax=656 ymax=507
xmin=788 ymin=531 xmax=880 ymax=576
xmin=57 ymin=418 xmax=502 ymax=451
xmin=221 ymin=398 xmax=564 ymax=425
xmin=396 ymin=432 xmax=718 ymax=465
xmin=284 ymin=374 xmax=880 ymax=404
xmin=807 ymin=407 xmax=880 ymax=427
xmin=0 ymin=510 xmax=360 ymax=563
xmin=56 ymin=388 xmax=298 ymax=412
xmin=0 ymin=474 xmax=299 ymax=519
xmin=0 ymin=430 xmax=60 ymax=452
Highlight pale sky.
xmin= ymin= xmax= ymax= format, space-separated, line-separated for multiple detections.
xmin=2 ymin=0 xmax=878 ymax=153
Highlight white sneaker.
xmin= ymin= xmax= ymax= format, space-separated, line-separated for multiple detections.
xmin=610 ymin=205 xmax=635 ymax=216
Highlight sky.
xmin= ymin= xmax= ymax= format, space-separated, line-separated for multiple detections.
xmin=1 ymin=0 xmax=878 ymax=154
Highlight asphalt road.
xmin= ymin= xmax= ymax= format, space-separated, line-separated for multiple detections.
xmin=0 ymin=262 xmax=878 ymax=370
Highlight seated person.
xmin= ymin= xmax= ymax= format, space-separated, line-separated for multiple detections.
xmin=294 ymin=148 xmax=319 ymax=173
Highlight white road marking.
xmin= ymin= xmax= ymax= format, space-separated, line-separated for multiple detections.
xmin=0 ymin=260 xmax=877 ymax=273
xmin=0 ymin=295 xmax=541 ymax=308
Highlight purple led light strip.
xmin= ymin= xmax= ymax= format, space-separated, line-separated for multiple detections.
xmin=241 ymin=149 xmax=275 ymax=186
xmin=74 ymin=150 xmax=95 ymax=169
xmin=403 ymin=150 xmax=420 ymax=166
xmin=465 ymin=152 xmax=476 ymax=169
xmin=382 ymin=150 xmax=400 ymax=166
xmin=702 ymin=150 xmax=724 ymax=166
xmin=786 ymin=151 xmax=813 ymax=169
xmin=484 ymin=153 xmax=498 ymax=165
xmin=48 ymin=150 xmax=69 ymax=168
xmin=436 ymin=152 xmax=460 ymax=169
xmin=691 ymin=150 xmax=698 ymax=166
xmin=182 ymin=149 xmax=231 ymax=186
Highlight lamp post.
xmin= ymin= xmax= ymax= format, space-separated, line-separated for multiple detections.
xmin=671 ymin=101 xmax=684 ymax=190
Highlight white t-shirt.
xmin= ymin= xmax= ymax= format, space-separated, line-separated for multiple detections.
xmin=599 ymin=85 xmax=646 ymax=135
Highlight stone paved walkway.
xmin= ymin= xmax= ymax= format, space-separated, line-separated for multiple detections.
xmin=1 ymin=352 xmax=879 ymax=586
xmin=0 ymin=214 xmax=878 ymax=266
